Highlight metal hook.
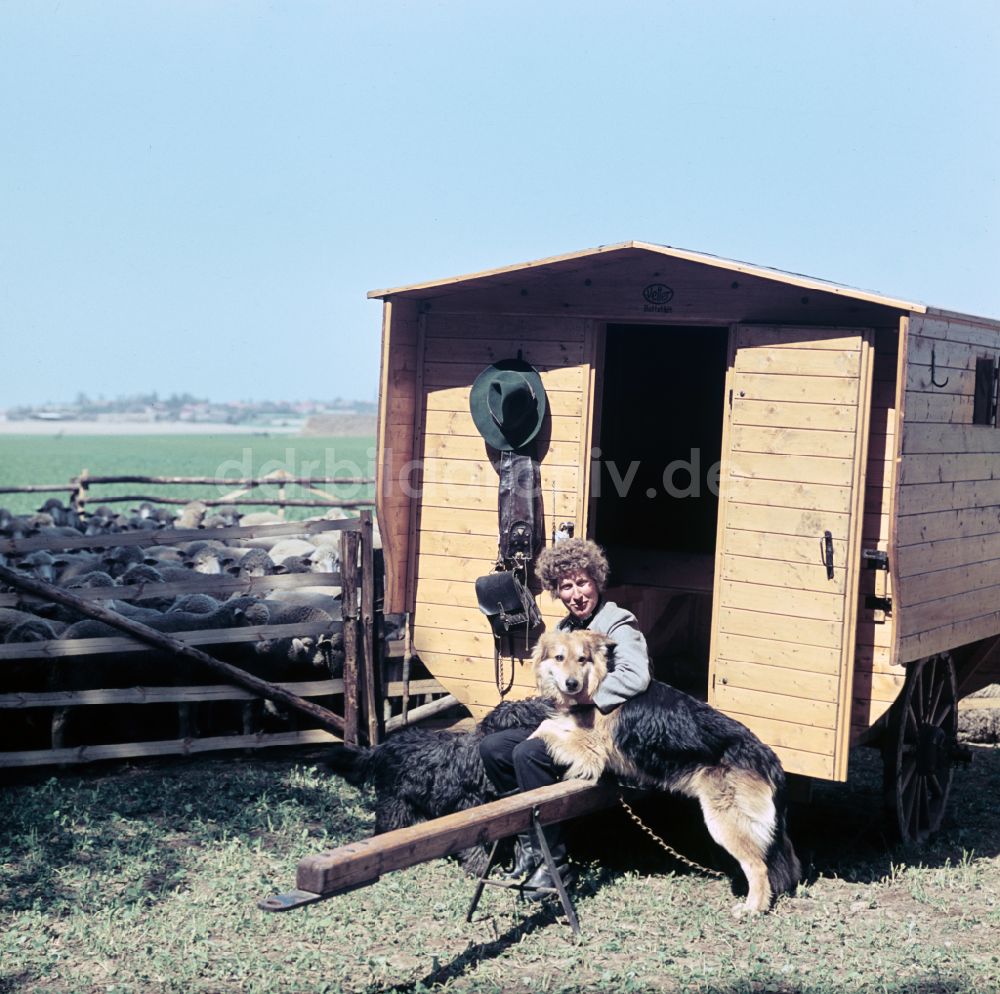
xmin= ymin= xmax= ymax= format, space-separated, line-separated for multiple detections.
xmin=930 ymin=345 xmax=950 ymax=388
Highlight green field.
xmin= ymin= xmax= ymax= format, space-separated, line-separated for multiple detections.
xmin=2 ymin=745 xmax=999 ymax=993
xmin=0 ymin=435 xmax=375 ymax=518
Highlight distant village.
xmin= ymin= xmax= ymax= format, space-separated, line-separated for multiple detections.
xmin=1 ymin=393 xmax=377 ymax=431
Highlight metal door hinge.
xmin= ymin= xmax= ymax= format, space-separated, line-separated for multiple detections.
xmin=865 ymin=594 xmax=892 ymax=614
xmin=863 ymin=549 xmax=889 ymax=571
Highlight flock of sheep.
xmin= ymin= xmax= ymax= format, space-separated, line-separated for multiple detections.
xmin=0 ymin=497 xmax=363 ymax=749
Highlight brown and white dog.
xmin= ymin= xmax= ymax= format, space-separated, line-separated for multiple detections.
xmin=530 ymin=629 xmax=800 ymax=913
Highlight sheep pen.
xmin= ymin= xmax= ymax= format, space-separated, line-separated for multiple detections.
xmin=0 ymin=496 xmax=444 ymax=768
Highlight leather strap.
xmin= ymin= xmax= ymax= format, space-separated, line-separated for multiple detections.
xmin=498 ymin=448 xmax=541 ymax=562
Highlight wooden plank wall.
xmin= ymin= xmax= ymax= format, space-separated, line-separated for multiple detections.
xmin=409 ymin=314 xmax=596 ymax=719
xmin=850 ymin=327 xmax=904 ymax=740
xmin=895 ymin=311 xmax=1000 ymax=662
xmin=376 ymin=299 xmax=420 ymax=614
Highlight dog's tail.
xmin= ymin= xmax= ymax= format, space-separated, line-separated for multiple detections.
xmin=765 ymin=781 xmax=801 ymax=900
xmin=324 ymin=742 xmax=375 ymax=787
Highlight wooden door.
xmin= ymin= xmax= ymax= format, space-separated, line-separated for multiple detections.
xmin=708 ymin=325 xmax=874 ymax=781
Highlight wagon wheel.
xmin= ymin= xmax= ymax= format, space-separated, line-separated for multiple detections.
xmin=883 ymin=653 xmax=959 ymax=844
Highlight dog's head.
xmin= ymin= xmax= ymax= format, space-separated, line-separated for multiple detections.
xmin=531 ymin=629 xmax=615 ymax=707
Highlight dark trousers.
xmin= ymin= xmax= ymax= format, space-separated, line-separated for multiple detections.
xmin=479 ymin=727 xmax=567 ymax=794
xmin=480 ymin=727 xmax=571 ymax=869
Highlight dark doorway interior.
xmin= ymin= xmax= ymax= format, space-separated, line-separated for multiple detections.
xmin=594 ymin=324 xmax=728 ymax=560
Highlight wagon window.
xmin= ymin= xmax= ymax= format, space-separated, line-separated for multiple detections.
xmin=972 ymin=356 xmax=997 ymax=426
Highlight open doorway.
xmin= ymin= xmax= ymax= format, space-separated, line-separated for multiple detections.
xmin=591 ymin=324 xmax=729 ymax=694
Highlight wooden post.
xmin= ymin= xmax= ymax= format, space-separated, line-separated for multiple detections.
xmin=0 ymin=564 xmax=346 ymax=737
xmin=340 ymin=529 xmax=360 ymax=746
xmin=71 ymin=469 xmax=89 ymax=518
xmin=177 ymin=656 xmax=197 ymax=740
xmin=384 ymin=694 xmax=458 ymax=733
xmin=49 ymin=659 xmax=68 ymax=751
xmin=401 ymin=613 xmax=412 ymax=723
xmin=241 ymin=701 xmax=258 ymax=737
xmin=178 ymin=701 xmax=196 ymax=740
xmin=360 ymin=510 xmax=379 ymax=745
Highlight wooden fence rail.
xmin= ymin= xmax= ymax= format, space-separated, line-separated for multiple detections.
xmin=0 ymin=620 xmax=338 ymax=661
xmin=0 ymin=476 xmax=373 ymax=494
xmin=1 ymin=515 xmax=361 ymax=555
xmin=0 ymin=468 xmax=375 ymax=519
xmin=57 ymin=494 xmax=375 ymax=508
xmin=0 ymin=679 xmax=442 ymax=711
xmin=7 ymin=731 xmax=343 ymax=769
xmin=0 ymin=570 xmax=343 ymax=610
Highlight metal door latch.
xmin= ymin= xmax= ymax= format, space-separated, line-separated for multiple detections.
xmin=823 ymin=531 xmax=835 ymax=580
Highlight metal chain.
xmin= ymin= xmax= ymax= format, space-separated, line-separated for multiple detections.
xmin=494 ymin=639 xmax=507 ymax=697
xmin=618 ymin=795 xmax=725 ymax=878
xmin=491 ymin=552 xmax=521 ymax=699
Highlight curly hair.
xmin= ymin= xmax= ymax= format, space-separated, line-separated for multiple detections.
xmin=536 ymin=537 xmax=609 ymax=593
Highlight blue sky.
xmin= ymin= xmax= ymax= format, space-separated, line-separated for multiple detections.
xmin=1 ymin=0 xmax=998 ymax=407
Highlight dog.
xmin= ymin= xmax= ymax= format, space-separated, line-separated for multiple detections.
xmin=530 ymin=629 xmax=801 ymax=913
xmin=324 ymin=696 xmax=553 ymax=875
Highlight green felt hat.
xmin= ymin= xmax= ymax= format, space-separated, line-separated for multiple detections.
xmin=469 ymin=357 xmax=547 ymax=452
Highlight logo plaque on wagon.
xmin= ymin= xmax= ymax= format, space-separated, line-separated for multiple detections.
xmin=642 ymin=283 xmax=674 ymax=312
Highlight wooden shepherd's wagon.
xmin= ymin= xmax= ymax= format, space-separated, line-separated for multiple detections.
xmin=371 ymin=241 xmax=1000 ymax=844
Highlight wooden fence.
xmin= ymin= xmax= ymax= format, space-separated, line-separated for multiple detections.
xmin=0 ymin=467 xmax=376 ymax=518
xmin=0 ymin=510 xmax=455 ymax=769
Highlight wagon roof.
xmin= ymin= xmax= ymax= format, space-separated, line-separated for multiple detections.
xmin=368 ymin=240 xmax=928 ymax=313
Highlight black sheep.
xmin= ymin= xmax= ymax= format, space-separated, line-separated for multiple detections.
xmin=325 ymin=697 xmax=554 ymax=875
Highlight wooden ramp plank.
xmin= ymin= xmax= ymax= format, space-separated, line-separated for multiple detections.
xmin=296 ymin=780 xmax=625 ymax=897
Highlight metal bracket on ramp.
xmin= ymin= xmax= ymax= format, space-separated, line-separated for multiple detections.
xmin=258 ymin=888 xmax=325 ymax=912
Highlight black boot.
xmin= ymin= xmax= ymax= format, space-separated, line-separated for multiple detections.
xmin=500 ymin=832 xmax=540 ymax=881
xmin=523 ymin=827 xmax=575 ymax=901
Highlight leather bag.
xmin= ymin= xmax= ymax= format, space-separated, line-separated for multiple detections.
xmin=474 ymin=569 xmax=542 ymax=639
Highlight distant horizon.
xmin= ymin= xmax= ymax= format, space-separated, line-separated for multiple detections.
xmin=1 ymin=394 xmax=377 ymax=413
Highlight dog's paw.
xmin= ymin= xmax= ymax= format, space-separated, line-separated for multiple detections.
xmin=528 ymin=717 xmax=569 ymax=742
xmin=731 ymin=901 xmax=766 ymax=919
xmin=565 ymin=760 xmax=604 ymax=781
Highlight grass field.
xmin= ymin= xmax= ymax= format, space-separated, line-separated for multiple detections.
xmin=2 ymin=744 xmax=998 ymax=994
xmin=0 ymin=434 xmax=375 ymax=517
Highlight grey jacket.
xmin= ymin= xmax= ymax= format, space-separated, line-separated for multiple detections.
xmin=557 ymin=599 xmax=651 ymax=713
